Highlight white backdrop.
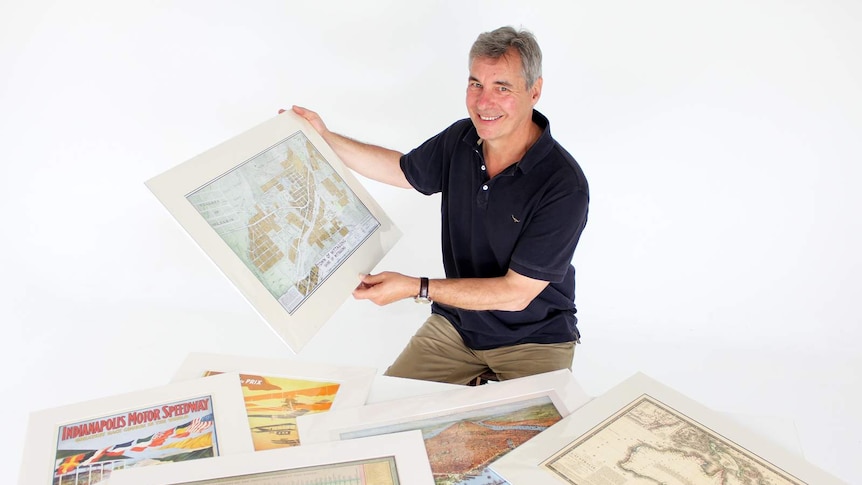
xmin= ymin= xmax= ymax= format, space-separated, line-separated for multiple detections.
xmin=2 ymin=1 xmax=860 ymax=482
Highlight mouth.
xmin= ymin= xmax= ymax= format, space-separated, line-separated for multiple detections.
xmin=479 ymin=114 xmax=502 ymax=121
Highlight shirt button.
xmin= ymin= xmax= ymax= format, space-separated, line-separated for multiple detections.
xmin=481 ymin=165 xmax=486 ymax=171
xmin=482 ymin=185 xmax=489 ymax=191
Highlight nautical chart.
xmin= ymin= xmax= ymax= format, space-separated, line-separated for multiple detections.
xmin=542 ymin=396 xmax=803 ymax=485
xmin=186 ymin=131 xmax=380 ymax=314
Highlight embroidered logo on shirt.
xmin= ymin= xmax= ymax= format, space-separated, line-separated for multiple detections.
xmin=511 ymin=215 xmax=521 ymax=223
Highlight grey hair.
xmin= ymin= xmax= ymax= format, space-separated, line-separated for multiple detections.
xmin=469 ymin=26 xmax=543 ymax=89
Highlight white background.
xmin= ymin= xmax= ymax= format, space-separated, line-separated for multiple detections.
xmin=2 ymin=1 xmax=859 ymax=483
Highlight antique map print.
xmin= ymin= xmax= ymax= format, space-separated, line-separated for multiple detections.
xmin=342 ymin=396 xmax=562 ymax=485
xmin=175 ymin=457 xmax=399 ymax=485
xmin=186 ymin=131 xmax=380 ymax=314
xmin=542 ymin=395 xmax=803 ymax=485
xmin=204 ymin=371 xmax=339 ymax=450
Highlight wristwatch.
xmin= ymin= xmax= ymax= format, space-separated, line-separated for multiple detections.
xmin=414 ymin=277 xmax=431 ymax=304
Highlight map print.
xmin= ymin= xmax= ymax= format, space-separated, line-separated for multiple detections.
xmin=542 ymin=396 xmax=804 ymax=485
xmin=342 ymin=396 xmax=562 ymax=485
xmin=186 ymin=131 xmax=380 ymax=314
xmin=179 ymin=457 xmax=399 ymax=485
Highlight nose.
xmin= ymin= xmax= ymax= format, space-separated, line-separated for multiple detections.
xmin=475 ymin=88 xmax=492 ymax=110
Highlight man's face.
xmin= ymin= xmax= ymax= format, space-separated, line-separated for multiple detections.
xmin=466 ymin=48 xmax=542 ymax=144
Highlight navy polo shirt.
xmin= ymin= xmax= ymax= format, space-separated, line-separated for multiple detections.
xmin=400 ymin=110 xmax=589 ymax=350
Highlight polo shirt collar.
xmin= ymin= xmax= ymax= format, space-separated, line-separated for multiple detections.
xmin=461 ymin=109 xmax=553 ymax=174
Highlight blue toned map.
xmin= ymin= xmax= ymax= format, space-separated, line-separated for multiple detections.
xmin=187 ymin=131 xmax=379 ymax=314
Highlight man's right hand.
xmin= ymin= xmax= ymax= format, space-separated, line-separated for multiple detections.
xmin=278 ymin=105 xmax=411 ymax=189
xmin=283 ymin=105 xmax=329 ymax=137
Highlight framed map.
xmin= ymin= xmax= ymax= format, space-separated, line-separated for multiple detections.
xmin=146 ymin=111 xmax=401 ymax=352
xmin=106 ymin=430 xmax=434 ymax=484
xmin=490 ymin=372 xmax=845 ymax=485
xmin=297 ymin=370 xmax=591 ymax=485
xmin=171 ymin=352 xmax=376 ymax=450
xmin=19 ymin=372 xmax=253 ymax=485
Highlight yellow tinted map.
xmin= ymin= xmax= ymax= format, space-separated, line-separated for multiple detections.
xmin=543 ymin=396 xmax=803 ymax=485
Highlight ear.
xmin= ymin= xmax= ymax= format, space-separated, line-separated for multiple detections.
xmin=530 ymin=76 xmax=543 ymax=106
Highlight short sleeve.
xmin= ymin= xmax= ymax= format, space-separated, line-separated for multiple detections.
xmin=400 ymin=119 xmax=472 ymax=196
xmin=509 ymin=184 xmax=589 ymax=283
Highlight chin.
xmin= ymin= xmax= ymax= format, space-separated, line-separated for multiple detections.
xmin=476 ymin=127 xmax=500 ymax=141
xmin=470 ymin=120 xmax=493 ymax=136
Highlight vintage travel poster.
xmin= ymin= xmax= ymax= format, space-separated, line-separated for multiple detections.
xmin=342 ymin=395 xmax=563 ymax=485
xmin=297 ymin=370 xmax=590 ymax=485
xmin=20 ymin=372 xmax=251 ymax=485
xmin=52 ymin=395 xmax=219 ymax=484
xmin=206 ymin=371 xmax=339 ymax=450
xmin=106 ymin=430 xmax=434 ymax=485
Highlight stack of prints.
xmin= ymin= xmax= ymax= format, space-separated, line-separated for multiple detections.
xmin=19 ymin=356 xmax=846 ymax=484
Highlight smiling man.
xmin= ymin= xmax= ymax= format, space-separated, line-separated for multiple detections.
xmin=292 ymin=26 xmax=589 ymax=385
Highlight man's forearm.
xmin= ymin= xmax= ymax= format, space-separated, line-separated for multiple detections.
xmin=321 ymin=131 xmax=412 ymax=189
xmin=427 ymin=274 xmax=547 ymax=312
xmin=353 ymin=270 xmax=547 ymax=311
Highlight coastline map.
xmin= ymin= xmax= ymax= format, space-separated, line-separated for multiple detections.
xmin=186 ymin=131 xmax=380 ymax=314
xmin=542 ymin=395 xmax=804 ymax=485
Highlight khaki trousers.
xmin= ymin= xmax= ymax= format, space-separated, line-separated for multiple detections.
xmin=384 ymin=314 xmax=575 ymax=385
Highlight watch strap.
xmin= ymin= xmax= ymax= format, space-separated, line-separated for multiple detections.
xmin=414 ymin=277 xmax=431 ymax=303
xmin=419 ymin=277 xmax=429 ymax=299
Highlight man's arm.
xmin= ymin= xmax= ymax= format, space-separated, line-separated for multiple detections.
xmin=353 ymin=270 xmax=549 ymax=311
xmin=289 ymin=106 xmax=412 ymax=189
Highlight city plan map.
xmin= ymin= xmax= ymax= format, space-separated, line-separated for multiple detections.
xmin=186 ymin=131 xmax=380 ymax=314
xmin=542 ymin=396 xmax=803 ymax=485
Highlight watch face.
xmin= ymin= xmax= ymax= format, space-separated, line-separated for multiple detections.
xmin=414 ymin=296 xmax=432 ymax=304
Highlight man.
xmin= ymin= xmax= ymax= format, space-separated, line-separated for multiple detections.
xmin=292 ymin=26 xmax=589 ymax=385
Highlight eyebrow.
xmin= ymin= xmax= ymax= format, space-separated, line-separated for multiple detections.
xmin=468 ymin=76 xmax=515 ymax=88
